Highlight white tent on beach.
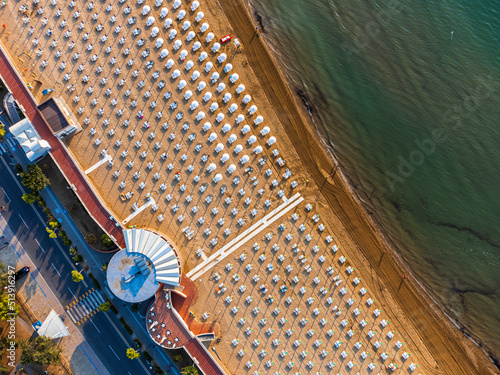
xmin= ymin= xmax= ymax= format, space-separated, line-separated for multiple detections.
xmin=37 ymin=309 xmax=69 ymax=339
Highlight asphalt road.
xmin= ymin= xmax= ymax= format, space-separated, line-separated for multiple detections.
xmin=0 ymin=153 xmax=158 ymax=375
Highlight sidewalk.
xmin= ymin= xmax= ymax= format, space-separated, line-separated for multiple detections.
xmin=0 ymin=215 xmax=109 ymax=375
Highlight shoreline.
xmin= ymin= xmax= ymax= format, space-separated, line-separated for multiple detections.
xmin=221 ymin=0 xmax=498 ymax=373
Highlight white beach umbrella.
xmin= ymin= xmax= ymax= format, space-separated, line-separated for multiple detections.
xmin=205 ymin=32 xmax=214 ymax=43
xmin=211 ymin=72 xmax=220 ymax=82
xmin=189 ymin=100 xmax=199 ymax=110
xmin=160 ymin=8 xmax=168 ymax=18
xmin=179 ymin=49 xmax=188 ymax=60
xmin=214 ymin=143 xmax=224 ymax=153
xmin=182 ymin=21 xmax=191 ymax=31
xmin=213 ymin=173 xmax=223 ymax=183
xmin=151 ymin=27 xmax=160 ymax=37
xmin=171 ymin=69 xmax=181 ymax=79
xmin=185 ymin=60 xmax=194 ymax=70
xmin=223 ymin=93 xmax=232 ymax=103
xmin=192 ymin=41 xmax=201 ymax=51
xmin=248 ymin=105 xmax=258 ymax=115
xmin=254 ymin=115 xmax=264 ymax=125
xmin=217 ymin=83 xmax=226 ymax=92
xmin=260 ymin=126 xmax=270 ymax=136
xmin=223 ymin=63 xmax=233 ymax=73
xmin=234 ymin=144 xmax=243 ymax=154
xmin=228 ymin=103 xmax=238 ymax=113
xmin=173 ymin=0 xmax=181 ymax=9
xmin=212 ymin=42 xmax=221 ymax=53
xmin=191 ymin=70 xmax=200 ymax=81
xmin=197 ymin=81 xmax=206 ymax=91
xmin=199 ymin=51 xmax=208 ymax=61
xmin=195 ymin=11 xmax=204 ymax=22
xmin=204 ymin=61 xmax=213 ymax=72
xmin=217 ymin=53 xmax=227 ymax=63
xmin=247 ymin=135 xmax=257 ymax=145
xmin=267 ymin=136 xmax=276 ymax=146
xmin=165 ymin=59 xmax=174 ymax=69
xmin=207 ymin=163 xmax=216 ymax=172
xmin=203 ymin=92 xmax=212 ymax=102
xmin=228 ymin=134 xmax=237 ymax=144
xmin=215 ymin=113 xmax=225 ymax=122
xmin=241 ymin=125 xmax=251 ymax=135
xmin=146 ymin=16 xmax=155 ymax=26
xmin=240 ymin=155 xmax=250 ymax=164
xmin=202 ymin=122 xmax=212 ymax=131
xmin=235 ymin=114 xmax=245 ymax=124
xmin=236 ymin=84 xmax=246 ymax=94
xmin=183 ymin=90 xmax=193 ymax=100
xmin=220 ymin=153 xmax=229 ymax=163
xmin=177 ymin=79 xmax=187 ymax=89
xmin=164 ymin=18 xmax=173 ymax=28
xmin=253 ymin=146 xmax=263 ymax=154
xmin=159 ymin=49 xmax=169 ymax=58
xmin=186 ymin=31 xmax=196 ymax=41
xmin=208 ymin=133 xmax=217 ymax=143
xmin=209 ymin=102 xmax=219 ymax=112
xmin=177 ymin=10 xmax=186 ymax=20
xmin=174 ymin=39 xmax=182 ymax=50
xmin=242 ymin=95 xmax=252 ymax=104
xmin=200 ymin=23 xmax=209 ymax=33
xmin=155 ymin=38 xmax=164 ymax=48
xmin=196 ymin=111 xmax=206 ymax=121
xmin=227 ymin=164 xmax=236 ymax=174
xmin=191 ymin=1 xmax=200 ymax=11
xmin=169 ymin=29 xmax=178 ymax=39
xmin=222 ymin=123 xmax=231 ymax=133
xmin=141 ymin=5 xmax=151 ymax=15
xmin=230 ymin=73 xmax=239 ymax=83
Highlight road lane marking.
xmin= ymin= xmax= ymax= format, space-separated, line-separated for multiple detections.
xmin=18 ymin=214 xmax=29 ymax=228
xmin=35 ymin=239 xmax=45 ymax=253
xmin=108 ymin=345 xmax=120 ymax=361
xmin=51 ymin=263 xmax=61 ymax=277
xmin=68 ymin=287 xmax=76 ymax=299
xmin=1 ymin=187 xmax=10 ymax=202
xmin=89 ymin=317 xmax=101 ymax=334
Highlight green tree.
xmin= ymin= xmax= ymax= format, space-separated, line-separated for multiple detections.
xmin=21 ymin=193 xmax=36 ymax=205
xmin=181 ymin=366 xmax=199 ymax=375
xmin=171 ymin=354 xmax=183 ymax=363
xmin=46 ymin=227 xmax=57 ymax=239
xmin=69 ymin=246 xmax=78 ymax=256
xmin=20 ymin=164 xmax=50 ymax=192
xmin=0 ymin=294 xmax=19 ymax=321
xmin=0 ymin=123 xmax=5 ymax=139
xmin=71 ymin=270 xmax=84 ymax=283
xmin=126 ymin=348 xmax=140 ymax=360
xmin=19 ymin=336 xmax=61 ymax=366
xmin=100 ymin=233 xmax=114 ymax=248
xmin=99 ymin=301 xmax=110 ymax=312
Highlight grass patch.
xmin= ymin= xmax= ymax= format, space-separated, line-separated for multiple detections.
xmin=119 ymin=317 xmax=133 ymax=335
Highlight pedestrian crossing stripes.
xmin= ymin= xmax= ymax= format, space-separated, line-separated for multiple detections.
xmin=66 ymin=288 xmax=106 ymax=325
xmin=0 ymin=138 xmax=16 ymax=155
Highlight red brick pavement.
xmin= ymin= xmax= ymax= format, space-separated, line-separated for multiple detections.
xmin=0 ymin=45 xmax=125 ymax=248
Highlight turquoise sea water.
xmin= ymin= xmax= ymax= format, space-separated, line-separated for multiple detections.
xmin=249 ymin=0 xmax=500 ymax=363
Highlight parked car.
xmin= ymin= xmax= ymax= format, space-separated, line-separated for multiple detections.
xmin=14 ymin=266 xmax=30 ymax=281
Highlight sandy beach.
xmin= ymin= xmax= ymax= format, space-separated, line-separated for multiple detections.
xmin=0 ymin=0 xmax=497 ymax=374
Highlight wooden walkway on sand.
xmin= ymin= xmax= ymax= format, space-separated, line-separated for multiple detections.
xmin=0 ymin=44 xmax=125 ymax=248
